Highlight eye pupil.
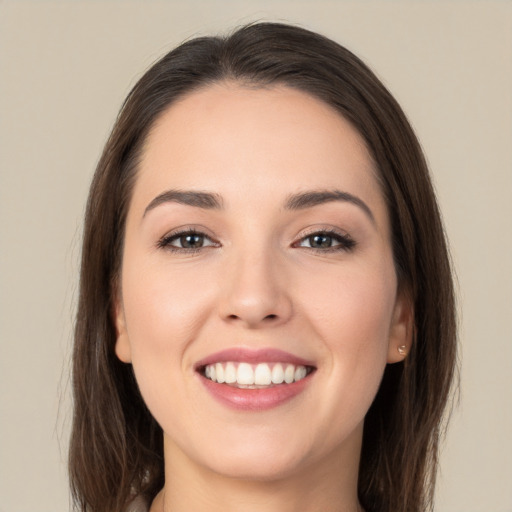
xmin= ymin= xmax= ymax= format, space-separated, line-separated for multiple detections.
xmin=181 ymin=233 xmax=203 ymax=248
xmin=310 ymin=234 xmax=332 ymax=248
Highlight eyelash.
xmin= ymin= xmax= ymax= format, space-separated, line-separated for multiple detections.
xmin=157 ymin=228 xmax=219 ymax=254
xmin=156 ymin=228 xmax=356 ymax=254
xmin=293 ymin=228 xmax=356 ymax=253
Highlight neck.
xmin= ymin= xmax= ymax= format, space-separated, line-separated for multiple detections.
xmin=152 ymin=426 xmax=363 ymax=512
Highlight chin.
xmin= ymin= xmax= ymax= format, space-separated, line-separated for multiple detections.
xmin=169 ymin=424 xmax=317 ymax=482
xmin=205 ymin=448 xmax=310 ymax=482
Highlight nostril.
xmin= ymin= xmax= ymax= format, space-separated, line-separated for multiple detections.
xmin=264 ymin=314 xmax=278 ymax=320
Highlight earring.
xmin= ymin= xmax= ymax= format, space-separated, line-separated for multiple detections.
xmin=397 ymin=345 xmax=407 ymax=356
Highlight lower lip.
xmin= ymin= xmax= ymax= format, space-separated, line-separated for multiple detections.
xmin=199 ymin=374 xmax=312 ymax=411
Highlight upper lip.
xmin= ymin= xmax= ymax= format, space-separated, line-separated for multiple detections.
xmin=194 ymin=348 xmax=316 ymax=370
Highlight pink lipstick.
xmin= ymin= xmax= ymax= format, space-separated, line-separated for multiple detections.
xmin=195 ymin=348 xmax=316 ymax=411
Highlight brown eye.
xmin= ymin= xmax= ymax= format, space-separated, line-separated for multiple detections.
xmin=296 ymin=230 xmax=356 ymax=252
xmin=178 ymin=233 xmax=205 ymax=248
xmin=308 ymin=234 xmax=333 ymax=248
xmin=157 ymin=230 xmax=218 ymax=252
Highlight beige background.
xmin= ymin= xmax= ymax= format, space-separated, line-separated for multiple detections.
xmin=1 ymin=1 xmax=511 ymax=511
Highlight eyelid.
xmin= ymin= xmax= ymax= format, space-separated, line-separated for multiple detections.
xmin=292 ymin=226 xmax=356 ymax=251
xmin=155 ymin=224 xmax=355 ymax=253
xmin=292 ymin=225 xmax=350 ymax=241
xmin=156 ymin=225 xmax=221 ymax=251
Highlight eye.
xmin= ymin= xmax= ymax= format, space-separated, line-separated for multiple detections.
xmin=295 ymin=230 xmax=356 ymax=252
xmin=157 ymin=230 xmax=219 ymax=252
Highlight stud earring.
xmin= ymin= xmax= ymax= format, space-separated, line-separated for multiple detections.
xmin=397 ymin=345 xmax=407 ymax=356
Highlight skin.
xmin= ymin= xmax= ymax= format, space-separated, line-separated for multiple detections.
xmin=114 ymin=83 xmax=412 ymax=512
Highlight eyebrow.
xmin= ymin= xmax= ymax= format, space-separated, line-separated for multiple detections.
xmin=284 ymin=190 xmax=375 ymax=224
xmin=143 ymin=190 xmax=224 ymax=216
xmin=143 ymin=188 xmax=375 ymax=224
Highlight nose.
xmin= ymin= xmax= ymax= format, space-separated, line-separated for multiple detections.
xmin=218 ymin=249 xmax=293 ymax=329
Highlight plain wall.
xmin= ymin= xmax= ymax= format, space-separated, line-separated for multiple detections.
xmin=0 ymin=1 xmax=511 ymax=511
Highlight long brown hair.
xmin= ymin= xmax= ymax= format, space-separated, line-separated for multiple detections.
xmin=70 ymin=22 xmax=457 ymax=512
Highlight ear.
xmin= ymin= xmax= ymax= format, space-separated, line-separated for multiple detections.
xmin=387 ymin=288 xmax=414 ymax=364
xmin=113 ymin=296 xmax=132 ymax=363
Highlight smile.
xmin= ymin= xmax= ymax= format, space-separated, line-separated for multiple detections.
xmin=195 ymin=348 xmax=316 ymax=410
xmin=202 ymin=362 xmax=312 ymax=388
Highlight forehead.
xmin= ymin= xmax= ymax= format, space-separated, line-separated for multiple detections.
xmin=143 ymin=82 xmax=374 ymax=171
xmin=133 ymin=83 xmax=386 ymax=223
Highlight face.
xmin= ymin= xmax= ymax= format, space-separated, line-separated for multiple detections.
xmin=115 ymin=83 xmax=411 ymax=481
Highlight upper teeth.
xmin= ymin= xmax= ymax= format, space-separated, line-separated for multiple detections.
xmin=204 ymin=362 xmax=308 ymax=386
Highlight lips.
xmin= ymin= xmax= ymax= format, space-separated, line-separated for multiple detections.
xmin=195 ymin=348 xmax=316 ymax=411
xmin=195 ymin=347 xmax=315 ymax=368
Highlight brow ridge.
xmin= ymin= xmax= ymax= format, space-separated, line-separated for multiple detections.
xmin=144 ymin=189 xmax=223 ymax=216
xmin=144 ymin=188 xmax=374 ymax=224
xmin=284 ymin=189 xmax=375 ymax=223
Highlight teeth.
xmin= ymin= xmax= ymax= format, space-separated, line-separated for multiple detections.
xmin=203 ymin=361 xmax=310 ymax=387
xmin=294 ymin=365 xmax=307 ymax=381
xmin=215 ymin=363 xmax=225 ymax=384
xmin=284 ymin=364 xmax=295 ymax=384
xmin=237 ymin=363 xmax=254 ymax=385
xmin=224 ymin=362 xmax=237 ymax=383
xmin=254 ymin=363 xmax=272 ymax=385
xmin=271 ymin=364 xmax=284 ymax=384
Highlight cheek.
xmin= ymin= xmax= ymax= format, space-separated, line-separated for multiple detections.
xmin=121 ymin=258 xmax=214 ymax=357
xmin=119 ymin=255 xmax=223 ymax=422
xmin=299 ymin=262 xmax=396 ymax=401
xmin=301 ymin=261 xmax=396 ymax=344
xmin=120 ymin=259 xmax=220 ymax=468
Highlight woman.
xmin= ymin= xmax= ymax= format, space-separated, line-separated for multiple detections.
xmin=69 ymin=22 xmax=457 ymax=512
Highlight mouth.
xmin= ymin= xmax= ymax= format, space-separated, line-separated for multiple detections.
xmin=199 ymin=361 xmax=315 ymax=388
xmin=195 ymin=348 xmax=317 ymax=410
